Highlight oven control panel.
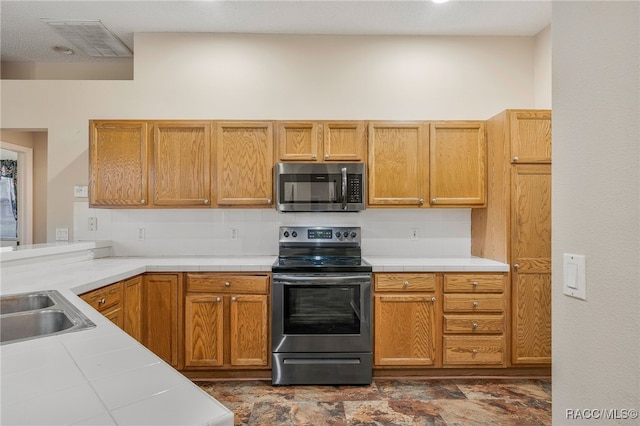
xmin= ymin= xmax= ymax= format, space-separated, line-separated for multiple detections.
xmin=279 ymin=226 xmax=361 ymax=243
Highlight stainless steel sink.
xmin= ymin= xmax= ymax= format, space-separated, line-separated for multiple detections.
xmin=0 ymin=293 xmax=55 ymax=314
xmin=0 ymin=290 xmax=96 ymax=345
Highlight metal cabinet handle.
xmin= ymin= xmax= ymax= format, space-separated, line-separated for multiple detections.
xmin=141 ymin=199 xmax=146 ymax=204
xmin=98 ymin=298 xmax=106 ymax=305
xmin=418 ymin=198 xmax=424 ymax=205
xmin=231 ymin=297 xmax=237 ymax=302
xmin=514 ymin=264 xmax=520 ymax=270
xmin=312 ymin=154 xmax=317 ymax=160
xmin=216 ymin=297 xmax=221 ymax=302
xmin=204 ymin=199 xmax=209 ymax=204
xmin=513 ymin=156 xmax=519 ymax=162
xmin=472 ymin=349 xmax=478 ymax=355
xmin=472 ymin=281 xmax=479 ymax=287
xmin=225 ymin=281 xmax=231 ymax=287
xmin=472 ymin=322 xmax=479 ymax=329
xmin=431 ymin=198 xmax=436 ymax=204
xmin=472 ymin=301 xmax=479 ymax=308
xmin=403 ymin=281 xmax=409 ymax=287
xmin=325 ymin=154 xmax=329 ymax=159
xmin=267 ymin=199 xmax=272 ymax=204
xmin=431 ymin=296 xmax=436 ymax=302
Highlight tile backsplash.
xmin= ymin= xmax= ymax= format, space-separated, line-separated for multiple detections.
xmin=73 ymin=202 xmax=471 ymax=258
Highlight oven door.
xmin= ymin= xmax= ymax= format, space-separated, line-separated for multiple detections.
xmin=272 ymin=273 xmax=372 ymax=353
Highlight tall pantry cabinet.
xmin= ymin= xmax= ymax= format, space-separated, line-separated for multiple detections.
xmin=471 ymin=110 xmax=552 ymax=366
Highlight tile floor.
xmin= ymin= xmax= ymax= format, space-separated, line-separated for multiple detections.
xmin=196 ymin=378 xmax=551 ymax=425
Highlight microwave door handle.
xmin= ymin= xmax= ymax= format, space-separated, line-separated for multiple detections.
xmin=341 ymin=167 xmax=348 ymax=210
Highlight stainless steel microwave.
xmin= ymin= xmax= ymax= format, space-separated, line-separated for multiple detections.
xmin=275 ymin=162 xmax=366 ymax=212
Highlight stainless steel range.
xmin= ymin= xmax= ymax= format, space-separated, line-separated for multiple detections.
xmin=271 ymin=226 xmax=372 ymax=385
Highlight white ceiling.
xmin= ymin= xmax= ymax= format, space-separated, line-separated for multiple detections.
xmin=1 ymin=0 xmax=552 ymax=63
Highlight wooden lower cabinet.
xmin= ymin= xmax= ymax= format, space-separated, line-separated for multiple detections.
xmin=184 ymin=273 xmax=270 ymax=369
xmin=442 ymin=273 xmax=507 ymax=367
xmin=143 ymin=273 xmax=181 ymax=368
xmin=373 ymin=273 xmax=439 ymax=367
xmin=123 ymin=275 xmax=143 ymax=342
xmin=80 ymin=282 xmax=124 ymax=328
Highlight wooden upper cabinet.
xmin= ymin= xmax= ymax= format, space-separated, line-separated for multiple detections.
xmin=89 ymin=121 xmax=149 ymax=207
xmin=151 ymin=121 xmax=212 ymax=207
xmin=277 ymin=121 xmax=366 ymax=162
xmin=323 ymin=121 xmax=366 ymax=162
xmin=429 ymin=121 xmax=486 ymax=207
xmin=277 ymin=122 xmax=320 ymax=161
xmin=509 ymin=110 xmax=552 ymax=164
xmin=216 ymin=121 xmax=274 ymax=206
xmin=367 ymin=122 xmax=427 ymax=206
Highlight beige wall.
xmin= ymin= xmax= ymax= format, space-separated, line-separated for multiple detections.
xmin=0 ymin=130 xmax=48 ymax=243
xmin=552 ymin=2 xmax=639 ymax=423
xmin=1 ymin=60 xmax=133 ymax=80
xmin=534 ymin=25 xmax=552 ymax=109
xmin=0 ymin=33 xmax=539 ymax=242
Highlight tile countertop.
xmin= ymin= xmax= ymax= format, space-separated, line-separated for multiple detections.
xmin=0 ymin=241 xmax=508 ymax=425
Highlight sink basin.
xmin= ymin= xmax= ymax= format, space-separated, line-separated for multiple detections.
xmin=0 ymin=290 xmax=96 ymax=345
xmin=0 ymin=293 xmax=55 ymax=314
xmin=1 ymin=310 xmax=75 ymax=342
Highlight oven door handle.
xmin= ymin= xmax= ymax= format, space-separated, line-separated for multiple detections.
xmin=273 ymin=274 xmax=371 ymax=285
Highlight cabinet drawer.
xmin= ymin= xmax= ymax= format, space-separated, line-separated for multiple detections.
xmin=443 ymin=336 xmax=505 ymax=365
xmin=443 ymin=274 xmax=505 ymax=293
xmin=187 ymin=274 xmax=269 ymax=294
xmin=443 ymin=294 xmax=504 ymax=313
xmin=374 ymin=273 xmax=436 ymax=292
xmin=81 ymin=282 xmax=122 ymax=312
xmin=443 ymin=314 xmax=504 ymax=334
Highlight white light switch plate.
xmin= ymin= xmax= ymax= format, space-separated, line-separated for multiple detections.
xmin=563 ymin=253 xmax=586 ymax=300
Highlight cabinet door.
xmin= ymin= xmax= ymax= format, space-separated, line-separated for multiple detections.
xmin=429 ymin=121 xmax=486 ymax=207
xmin=323 ymin=121 xmax=366 ymax=162
xmin=229 ymin=294 xmax=269 ymax=367
xmin=103 ymin=307 xmax=124 ymax=328
xmin=89 ymin=121 xmax=149 ymax=206
xmin=511 ymin=165 xmax=551 ymax=364
xmin=216 ymin=121 xmax=274 ymax=206
xmin=509 ymin=110 xmax=552 ymax=164
xmin=368 ymin=122 xmax=427 ymax=206
xmin=123 ymin=275 xmax=143 ymax=343
xmin=277 ymin=122 xmax=320 ymax=161
xmin=374 ymin=294 xmax=437 ymax=366
xmin=144 ymin=274 xmax=180 ymax=367
xmin=152 ymin=121 xmax=212 ymax=206
xmin=184 ymin=295 xmax=225 ymax=367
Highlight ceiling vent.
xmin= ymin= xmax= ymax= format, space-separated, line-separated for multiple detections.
xmin=41 ymin=19 xmax=132 ymax=57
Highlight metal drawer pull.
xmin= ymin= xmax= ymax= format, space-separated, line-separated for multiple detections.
xmin=472 ymin=349 xmax=478 ymax=355
xmin=472 ymin=322 xmax=478 ymax=329
xmin=98 ymin=298 xmax=106 ymax=305
xmin=431 ymin=296 xmax=436 ymax=302
xmin=225 ymin=282 xmax=231 ymax=287
xmin=403 ymin=281 xmax=409 ymax=287
xmin=472 ymin=301 xmax=479 ymax=308
xmin=472 ymin=281 xmax=479 ymax=287
xmin=216 ymin=297 xmax=221 ymax=302
xmin=231 ymin=297 xmax=237 ymax=302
